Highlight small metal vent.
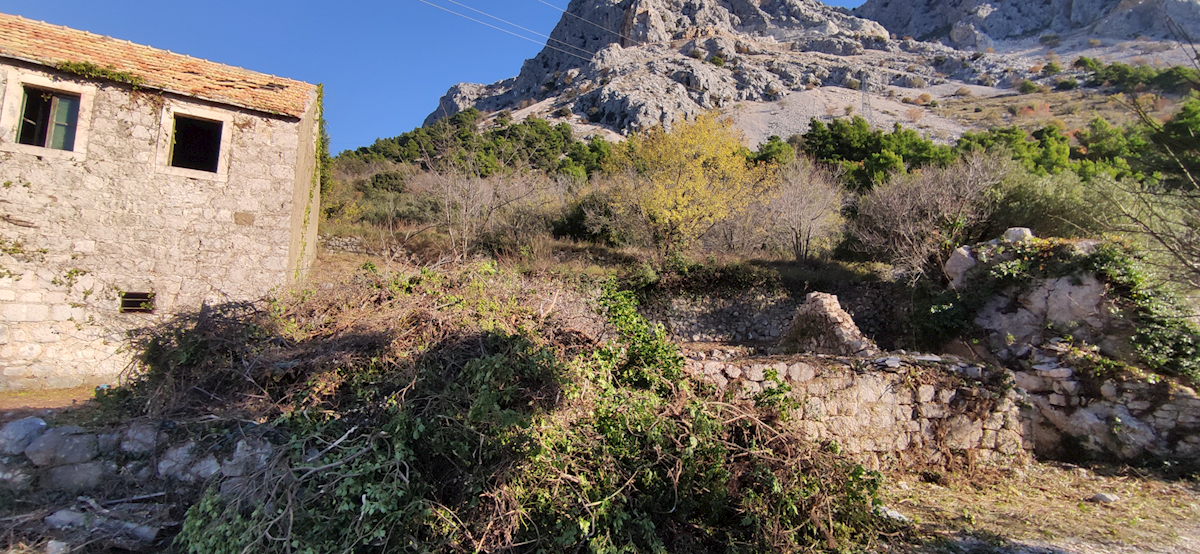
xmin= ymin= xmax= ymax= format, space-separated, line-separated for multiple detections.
xmin=119 ymin=292 xmax=155 ymax=313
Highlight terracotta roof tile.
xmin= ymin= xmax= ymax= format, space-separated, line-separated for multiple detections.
xmin=0 ymin=13 xmax=314 ymax=118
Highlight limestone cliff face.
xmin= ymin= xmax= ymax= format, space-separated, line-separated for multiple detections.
xmin=425 ymin=0 xmax=1197 ymax=135
xmin=424 ymin=0 xmax=906 ymax=130
xmin=854 ymin=0 xmax=1200 ymax=47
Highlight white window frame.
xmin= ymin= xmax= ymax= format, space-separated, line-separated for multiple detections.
xmin=0 ymin=67 xmax=96 ymax=161
xmin=155 ymin=101 xmax=232 ymax=182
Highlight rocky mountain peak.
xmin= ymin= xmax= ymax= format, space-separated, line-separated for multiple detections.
xmin=853 ymin=0 xmax=1200 ymax=49
xmin=424 ymin=0 xmax=1195 ymax=140
xmin=425 ymin=0 xmax=896 ymax=129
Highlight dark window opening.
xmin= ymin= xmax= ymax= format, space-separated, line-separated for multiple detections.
xmin=170 ymin=115 xmax=222 ymax=172
xmin=17 ymin=86 xmax=79 ymax=151
xmin=119 ymin=292 xmax=155 ymax=314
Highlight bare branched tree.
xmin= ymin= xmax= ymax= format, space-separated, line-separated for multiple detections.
xmin=769 ymin=157 xmax=846 ymax=261
xmin=853 ymin=150 xmax=1014 ymax=280
xmin=704 ymin=158 xmax=844 ymax=260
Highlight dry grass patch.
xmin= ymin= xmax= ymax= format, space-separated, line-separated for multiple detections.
xmin=882 ymin=462 xmax=1200 ymax=551
xmin=937 ymin=90 xmax=1168 ymax=133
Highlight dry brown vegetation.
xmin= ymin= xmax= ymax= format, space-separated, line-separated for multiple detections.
xmin=936 ymin=89 xmax=1172 ymax=134
xmin=882 ymin=463 xmax=1200 ymax=553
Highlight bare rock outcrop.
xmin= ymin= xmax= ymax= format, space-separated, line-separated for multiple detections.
xmin=854 ymin=0 xmax=1200 ymax=47
xmin=425 ymin=0 xmax=985 ymax=134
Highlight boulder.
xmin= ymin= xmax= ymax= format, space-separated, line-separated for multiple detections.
xmin=24 ymin=427 xmax=98 ymax=467
xmin=44 ymin=461 xmax=106 ymax=492
xmin=120 ymin=422 xmax=161 ymax=455
xmin=0 ymin=416 xmax=46 ymax=455
xmin=944 ymin=246 xmax=976 ymax=289
xmin=158 ymin=442 xmax=196 ymax=480
xmin=1002 ymin=227 xmax=1033 ymax=243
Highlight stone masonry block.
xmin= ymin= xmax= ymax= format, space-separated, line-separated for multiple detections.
xmin=49 ymin=305 xmax=73 ymax=322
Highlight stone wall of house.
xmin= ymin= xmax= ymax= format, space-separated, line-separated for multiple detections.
xmin=0 ymin=61 xmax=318 ymax=390
xmin=683 ymin=351 xmax=1032 ymax=469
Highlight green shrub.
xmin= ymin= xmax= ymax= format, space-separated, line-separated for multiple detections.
xmin=986 ymin=167 xmax=1110 ymax=239
xmin=1054 ymin=77 xmax=1079 ymax=91
xmin=1019 ymin=79 xmax=1040 ymax=94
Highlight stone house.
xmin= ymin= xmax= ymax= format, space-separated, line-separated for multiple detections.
xmin=0 ymin=13 xmax=322 ymax=390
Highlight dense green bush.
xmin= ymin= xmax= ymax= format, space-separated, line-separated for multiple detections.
xmin=171 ymin=273 xmax=896 ymax=554
xmin=1054 ymin=77 xmax=1078 ymax=91
xmin=1074 ymin=57 xmax=1199 ymax=93
xmin=985 ymin=168 xmax=1110 ymax=239
xmin=341 ymin=108 xmax=612 ymax=179
xmin=799 ymin=117 xmax=955 ymax=191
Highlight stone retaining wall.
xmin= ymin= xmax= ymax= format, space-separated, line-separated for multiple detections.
xmin=1012 ymin=343 xmax=1200 ymax=460
xmin=643 ymin=292 xmax=799 ymax=344
xmin=683 ymin=351 xmax=1032 ymax=469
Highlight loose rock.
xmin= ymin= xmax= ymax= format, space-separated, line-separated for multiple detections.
xmin=0 ymin=417 xmax=46 ymax=455
xmin=24 ymin=427 xmax=98 ymax=467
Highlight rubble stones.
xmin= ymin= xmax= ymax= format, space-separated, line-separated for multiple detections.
xmin=120 ymin=423 xmax=161 ymax=455
xmin=44 ymin=461 xmax=105 ymax=492
xmin=0 ymin=460 xmax=33 ymax=490
xmin=0 ymin=416 xmax=46 ymax=454
xmin=24 ymin=427 xmax=98 ymax=467
xmin=783 ymin=292 xmax=877 ymax=356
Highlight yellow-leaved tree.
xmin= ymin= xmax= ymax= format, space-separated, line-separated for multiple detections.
xmin=614 ymin=111 xmax=775 ymax=252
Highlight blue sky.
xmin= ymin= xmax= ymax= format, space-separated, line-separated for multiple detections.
xmin=1 ymin=0 xmax=864 ymax=153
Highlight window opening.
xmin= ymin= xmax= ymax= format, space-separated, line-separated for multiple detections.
xmin=169 ymin=115 xmax=222 ymax=172
xmin=119 ymin=292 xmax=155 ymax=314
xmin=17 ymin=86 xmax=79 ymax=151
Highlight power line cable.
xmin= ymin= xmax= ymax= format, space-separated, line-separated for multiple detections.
xmin=421 ymin=0 xmax=786 ymax=129
xmin=415 ymin=0 xmax=593 ymax=63
xmin=440 ymin=0 xmax=596 ymax=59
xmin=531 ymin=0 xmax=643 ymax=46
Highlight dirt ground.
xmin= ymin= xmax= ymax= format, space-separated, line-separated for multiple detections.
xmin=881 ymin=462 xmax=1200 ymax=554
xmin=0 ymin=386 xmax=95 ymax=426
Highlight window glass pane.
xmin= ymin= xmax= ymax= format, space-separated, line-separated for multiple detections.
xmin=49 ymin=95 xmax=79 ymax=151
xmin=17 ymin=88 xmax=51 ymax=147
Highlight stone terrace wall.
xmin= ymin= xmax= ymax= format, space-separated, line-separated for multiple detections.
xmin=0 ymin=62 xmax=317 ymax=390
xmin=683 ymin=351 xmax=1032 ymax=469
xmin=641 ymin=283 xmax=905 ymax=348
xmin=643 ymin=292 xmax=798 ymax=343
xmin=1012 ymin=342 xmax=1200 ymax=460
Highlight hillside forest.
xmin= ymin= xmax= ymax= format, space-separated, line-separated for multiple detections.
xmin=328 ymin=57 xmax=1200 ymax=297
